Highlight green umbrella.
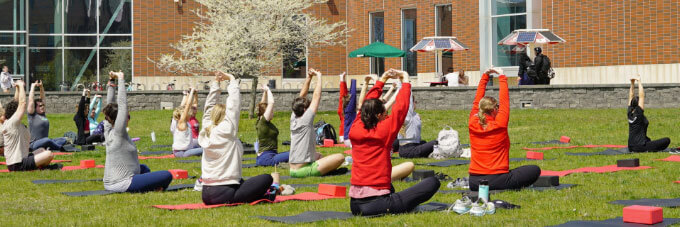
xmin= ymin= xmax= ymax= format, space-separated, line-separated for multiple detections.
xmin=348 ymin=41 xmax=406 ymax=58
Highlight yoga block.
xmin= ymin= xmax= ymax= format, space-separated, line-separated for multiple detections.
xmin=617 ymin=158 xmax=640 ymax=167
xmin=323 ymin=139 xmax=334 ymax=147
xmin=80 ymin=160 xmax=96 ymax=168
xmin=560 ymin=136 xmax=571 ymax=143
xmin=412 ymin=170 xmax=435 ymax=180
xmin=169 ymin=169 xmax=189 ymax=179
xmin=623 ymin=205 xmax=663 ymax=225
xmin=533 ymin=175 xmax=559 ymax=187
xmin=81 ymin=145 xmax=95 ymax=151
xmin=526 ymin=151 xmax=544 ymax=160
xmin=318 ymin=184 xmax=346 ymax=197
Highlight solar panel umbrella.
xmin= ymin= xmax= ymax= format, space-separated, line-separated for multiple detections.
xmin=498 ymin=29 xmax=565 ymax=58
xmin=409 ymin=36 xmax=470 ymax=78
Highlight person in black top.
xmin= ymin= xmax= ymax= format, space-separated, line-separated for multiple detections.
xmin=517 ymin=48 xmax=534 ymax=85
xmin=627 ymin=76 xmax=670 ymax=152
xmin=74 ymin=89 xmax=91 ymax=145
xmin=533 ymin=47 xmax=551 ymax=85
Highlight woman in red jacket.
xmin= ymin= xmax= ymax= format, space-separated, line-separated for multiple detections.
xmin=468 ymin=68 xmax=540 ymax=191
xmin=348 ymin=69 xmax=439 ymax=216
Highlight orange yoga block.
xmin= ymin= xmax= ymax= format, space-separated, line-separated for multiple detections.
xmin=169 ymin=169 xmax=189 ymax=179
xmin=318 ymin=184 xmax=346 ymax=197
xmin=80 ymin=160 xmax=96 ymax=168
xmin=560 ymin=136 xmax=571 ymax=143
xmin=526 ymin=151 xmax=544 ymax=160
xmin=623 ymin=205 xmax=663 ymax=225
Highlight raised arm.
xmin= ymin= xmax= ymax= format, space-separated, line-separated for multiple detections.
xmin=223 ymin=73 xmax=240 ymax=131
xmin=38 ymin=81 xmax=45 ymax=103
xmin=628 ymin=78 xmax=635 ymax=106
xmin=177 ymin=88 xmax=195 ymax=132
xmin=338 ymin=72 xmax=347 ymax=118
xmin=495 ymin=68 xmax=510 ymax=127
xmin=307 ymin=69 xmax=323 ymax=114
xmin=75 ymin=89 xmax=89 ymax=120
xmin=113 ymin=72 xmax=128 ymax=134
xmin=9 ymin=80 xmax=26 ymax=124
xmin=298 ymin=70 xmax=313 ymax=98
xmin=263 ymin=85 xmax=275 ymax=121
xmin=637 ymin=78 xmax=645 ymax=110
xmin=90 ymin=95 xmax=102 ymax=120
xmin=381 ymin=84 xmax=395 ymax=101
xmin=357 ymin=75 xmax=375 ymax=109
xmin=470 ymin=69 xmax=492 ymax=118
xmin=27 ymin=82 xmax=36 ymax=114
xmin=385 ymin=70 xmax=411 ymax=138
xmin=106 ymin=72 xmax=116 ymax=105
xmin=13 ymin=83 xmax=19 ymax=101
xmin=383 ymin=81 xmax=401 ymax=110
xmin=202 ymin=73 xmax=223 ymax=128
xmin=345 ymin=79 xmax=357 ymax=114
xmin=180 ymin=90 xmax=190 ymax=107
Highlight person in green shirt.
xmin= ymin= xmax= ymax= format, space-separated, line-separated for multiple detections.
xmin=255 ymin=85 xmax=289 ymax=166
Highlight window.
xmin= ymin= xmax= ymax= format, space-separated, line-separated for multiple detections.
xmin=436 ymin=4 xmax=452 ymax=74
xmin=369 ymin=12 xmax=384 ymax=76
xmin=490 ymin=0 xmax=526 ymax=67
xmin=24 ymin=0 xmax=133 ymax=90
xmin=0 ymin=0 xmax=27 ymax=80
xmin=401 ymin=9 xmax=417 ymax=77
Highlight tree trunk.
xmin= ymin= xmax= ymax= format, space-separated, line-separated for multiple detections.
xmin=248 ymin=76 xmax=259 ymax=119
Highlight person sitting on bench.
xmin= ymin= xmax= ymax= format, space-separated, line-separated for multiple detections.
xmin=199 ymin=71 xmax=278 ymax=205
xmin=348 ymin=69 xmax=438 ymax=216
xmin=288 ymin=69 xmax=344 ymax=178
xmin=468 ymin=68 xmax=540 ymax=191
xmin=103 ymin=71 xmax=173 ymax=193
xmin=255 ymin=84 xmax=289 ymax=166
xmin=1 ymin=80 xmax=59 ymax=171
xmin=627 ymin=76 xmax=670 ymax=152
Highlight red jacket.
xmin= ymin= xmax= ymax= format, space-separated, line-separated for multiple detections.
xmin=349 ymin=81 xmax=411 ymax=190
xmin=338 ymin=81 xmax=348 ymax=137
xmin=468 ymin=74 xmax=510 ymax=175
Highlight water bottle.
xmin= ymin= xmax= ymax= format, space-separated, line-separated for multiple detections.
xmin=151 ymin=131 xmax=156 ymax=143
xmin=479 ymin=179 xmax=490 ymax=202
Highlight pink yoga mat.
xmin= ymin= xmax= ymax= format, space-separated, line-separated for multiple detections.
xmin=0 ymin=164 xmax=104 ymax=173
xmin=52 ymin=152 xmax=75 ymax=156
xmin=138 ymin=154 xmax=175 ymax=160
xmin=523 ymin=145 xmax=626 ymax=151
xmin=675 ymin=181 xmax=680 ymax=184
xmin=0 ymin=160 xmax=71 ymax=165
xmin=344 ymin=150 xmax=351 ymax=155
xmin=153 ymin=192 xmax=344 ymax=210
xmin=656 ymin=155 xmax=680 ymax=162
xmin=540 ymin=165 xmax=651 ymax=177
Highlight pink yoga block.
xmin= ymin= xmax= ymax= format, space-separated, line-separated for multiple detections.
xmin=80 ymin=160 xmax=96 ymax=168
xmin=560 ymin=136 xmax=571 ymax=143
xmin=526 ymin=151 xmax=544 ymax=160
xmin=318 ymin=184 xmax=346 ymax=197
xmin=623 ymin=205 xmax=663 ymax=225
xmin=169 ymin=169 xmax=189 ymax=179
xmin=323 ymin=139 xmax=334 ymax=147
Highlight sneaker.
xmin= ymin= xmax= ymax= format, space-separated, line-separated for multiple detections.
xmin=193 ymin=178 xmax=203 ymax=191
xmin=43 ymin=163 xmax=63 ymax=170
xmin=469 ymin=199 xmax=487 ymax=216
xmin=280 ymin=184 xmax=295 ymax=195
xmin=448 ymin=196 xmax=472 ymax=214
xmin=435 ymin=172 xmax=452 ymax=181
xmin=485 ymin=200 xmax=496 ymax=215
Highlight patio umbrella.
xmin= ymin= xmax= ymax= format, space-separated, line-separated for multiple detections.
xmin=348 ymin=41 xmax=405 ymax=58
xmin=409 ymin=36 xmax=469 ymax=77
xmin=498 ymin=29 xmax=565 ymax=58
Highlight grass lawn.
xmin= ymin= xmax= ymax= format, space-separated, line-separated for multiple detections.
xmin=1 ymin=107 xmax=679 ymax=226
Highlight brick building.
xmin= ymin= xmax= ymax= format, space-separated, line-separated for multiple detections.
xmin=0 ymin=0 xmax=677 ymax=91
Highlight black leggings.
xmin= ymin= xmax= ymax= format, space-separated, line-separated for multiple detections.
xmin=630 ymin=138 xmax=671 ymax=152
xmin=350 ymin=177 xmax=440 ymax=216
xmin=201 ymin=174 xmax=273 ymax=205
xmin=393 ymin=140 xmax=436 ymax=158
xmin=469 ymin=165 xmax=541 ymax=191
xmin=86 ymin=134 xmax=105 ymax=144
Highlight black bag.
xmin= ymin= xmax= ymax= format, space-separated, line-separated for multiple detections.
xmin=314 ymin=120 xmax=337 ymax=145
xmin=526 ymin=66 xmax=539 ymax=80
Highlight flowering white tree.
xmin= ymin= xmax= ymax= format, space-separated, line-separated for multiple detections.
xmin=156 ymin=0 xmax=347 ymax=117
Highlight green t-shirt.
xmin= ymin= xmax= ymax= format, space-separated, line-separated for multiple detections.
xmin=257 ymin=117 xmax=279 ymax=152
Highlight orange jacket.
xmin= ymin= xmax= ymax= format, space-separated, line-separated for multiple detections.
xmin=468 ymin=74 xmax=510 ymax=175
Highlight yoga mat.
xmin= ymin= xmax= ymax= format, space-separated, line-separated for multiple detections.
xmin=610 ymin=198 xmax=680 ymax=207
xmin=419 ymin=159 xmax=470 ymax=167
xmin=153 ymin=192 xmax=345 ymax=210
xmin=552 ymin=217 xmax=680 ymax=227
xmin=138 ymin=154 xmax=176 ymax=160
xmin=177 ymin=157 xmax=256 ymax=164
xmin=523 ymin=145 xmax=627 ymax=151
xmin=288 ymin=182 xmax=350 ymax=188
xmin=509 ymin=158 xmax=555 ymax=162
xmin=530 ymin=140 xmax=568 ymax=145
xmin=140 ymin=151 xmax=173 ymax=156
xmin=52 ymin=152 xmax=75 ymax=156
xmin=32 ymin=179 xmax=102 ymax=184
xmin=61 ymin=165 xmax=105 ymax=171
xmin=62 ymin=184 xmax=194 ymax=197
xmin=150 ymin=144 xmax=172 ymax=149
xmin=256 ymin=202 xmax=453 ymax=224
xmin=439 ymin=184 xmax=577 ymax=195
xmin=0 ymin=160 xmax=71 ymax=165
xmin=657 ymin=155 xmax=680 ymax=162
xmin=540 ymin=165 xmax=651 ymax=177
xmin=565 ymin=148 xmax=631 ymax=156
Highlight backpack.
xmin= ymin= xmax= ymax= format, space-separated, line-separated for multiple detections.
xmin=314 ymin=120 xmax=337 ymax=145
xmin=536 ymin=54 xmax=552 ymax=80
xmin=429 ymin=126 xmax=463 ymax=159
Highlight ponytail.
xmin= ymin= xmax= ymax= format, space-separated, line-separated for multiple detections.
xmin=477 ymin=97 xmax=498 ymax=129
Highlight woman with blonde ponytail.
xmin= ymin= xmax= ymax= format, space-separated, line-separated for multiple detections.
xmin=198 ymin=71 xmax=279 ymax=205
xmin=468 ymin=68 xmax=540 ymax=192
